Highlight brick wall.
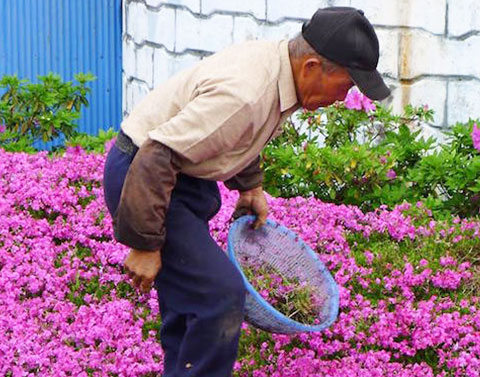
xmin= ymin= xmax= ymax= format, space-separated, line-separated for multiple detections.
xmin=122 ymin=0 xmax=480 ymax=133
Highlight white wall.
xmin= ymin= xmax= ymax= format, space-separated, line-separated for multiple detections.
xmin=122 ymin=0 xmax=480 ymax=134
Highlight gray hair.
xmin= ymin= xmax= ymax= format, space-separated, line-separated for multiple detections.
xmin=288 ymin=33 xmax=343 ymax=74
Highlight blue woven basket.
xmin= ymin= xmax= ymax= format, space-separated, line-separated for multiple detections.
xmin=227 ymin=215 xmax=339 ymax=334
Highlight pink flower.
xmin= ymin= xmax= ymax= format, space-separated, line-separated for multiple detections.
xmin=471 ymin=123 xmax=480 ymax=151
xmin=419 ymin=259 xmax=429 ymax=267
xmin=344 ymin=89 xmax=363 ymax=111
xmin=344 ymin=88 xmax=376 ymax=112
xmin=364 ymin=250 xmax=374 ymax=265
xmin=2 ymin=146 xmax=480 ymax=375
xmin=361 ymin=96 xmax=376 ymax=112
xmin=66 ymin=145 xmax=83 ymax=155
xmin=0 ymin=124 xmax=6 ymax=133
xmin=386 ymin=169 xmax=397 ymax=180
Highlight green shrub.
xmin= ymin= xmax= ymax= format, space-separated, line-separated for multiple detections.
xmin=0 ymin=72 xmax=95 ymax=145
xmin=65 ymin=127 xmax=117 ymax=153
xmin=262 ymin=102 xmax=434 ymax=210
xmin=0 ymin=128 xmax=36 ymax=153
xmin=262 ymin=100 xmax=480 ymax=217
xmin=408 ymin=120 xmax=480 ymax=218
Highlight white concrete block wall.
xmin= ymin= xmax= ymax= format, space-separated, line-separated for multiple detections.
xmin=147 ymin=7 xmax=175 ymax=50
xmin=448 ymin=0 xmax=480 ymax=37
xmin=232 ymin=16 xmax=303 ymax=44
xmin=266 ymin=0 xmax=332 ymax=22
xmin=152 ymin=49 xmax=201 ymax=87
xmin=175 ymin=10 xmax=234 ymax=52
xmin=386 ymin=78 xmax=448 ymax=126
xmin=375 ymin=29 xmax=399 ymax=79
xmin=448 ymin=80 xmax=480 ymax=125
xmin=146 ymin=0 xmax=200 ymax=13
xmin=127 ymin=2 xmax=148 ymax=44
xmin=398 ymin=31 xmax=480 ymax=79
xmin=123 ymin=0 xmax=480 ymax=136
xmin=203 ymin=0 xmax=266 ymax=20
xmin=350 ymin=0 xmax=447 ymax=35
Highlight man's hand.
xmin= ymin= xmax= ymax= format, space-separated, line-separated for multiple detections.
xmin=232 ymin=186 xmax=268 ymax=229
xmin=124 ymin=249 xmax=162 ymax=293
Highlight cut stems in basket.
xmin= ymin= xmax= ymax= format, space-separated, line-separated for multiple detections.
xmin=242 ymin=264 xmax=321 ymax=325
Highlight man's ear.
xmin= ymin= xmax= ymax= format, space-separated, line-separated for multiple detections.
xmin=301 ymin=57 xmax=322 ymax=77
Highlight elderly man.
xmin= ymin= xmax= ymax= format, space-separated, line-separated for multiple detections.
xmin=103 ymin=6 xmax=389 ymax=377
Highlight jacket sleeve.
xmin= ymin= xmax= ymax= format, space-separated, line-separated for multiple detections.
xmin=224 ymin=155 xmax=264 ymax=192
xmin=113 ymin=139 xmax=181 ymax=251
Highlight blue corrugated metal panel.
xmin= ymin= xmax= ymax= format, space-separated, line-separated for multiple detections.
xmin=0 ymin=0 xmax=122 ymax=150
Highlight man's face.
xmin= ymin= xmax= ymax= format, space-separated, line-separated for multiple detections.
xmin=297 ymin=57 xmax=354 ymax=110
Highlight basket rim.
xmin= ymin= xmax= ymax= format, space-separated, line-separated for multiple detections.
xmin=227 ymin=215 xmax=339 ymax=332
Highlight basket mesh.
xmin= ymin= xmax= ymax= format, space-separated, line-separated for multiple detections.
xmin=228 ymin=216 xmax=339 ymax=334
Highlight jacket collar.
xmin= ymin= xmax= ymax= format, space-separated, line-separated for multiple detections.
xmin=278 ymin=39 xmax=299 ymax=112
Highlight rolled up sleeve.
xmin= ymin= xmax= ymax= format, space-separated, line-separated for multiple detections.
xmin=113 ymin=139 xmax=181 ymax=251
xmin=224 ymin=155 xmax=263 ymax=191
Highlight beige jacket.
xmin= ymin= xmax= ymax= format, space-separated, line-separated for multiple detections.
xmin=122 ymin=39 xmax=299 ymax=181
xmin=114 ymin=39 xmax=299 ymax=250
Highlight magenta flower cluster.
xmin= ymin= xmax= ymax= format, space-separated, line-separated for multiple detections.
xmin=344 ymin=88 xmax=376 ymax=112
xmin=1 ymin=145 xmax=479 ymax=376
xmin=472 ymin=123 xmax=480 ymax=152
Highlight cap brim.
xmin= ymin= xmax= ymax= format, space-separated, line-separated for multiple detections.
xmin=347 ymin=67 xmax=391 ymax=101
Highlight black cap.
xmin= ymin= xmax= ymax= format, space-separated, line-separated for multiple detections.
xmin=302 ymin=7 xmax=390 ymax=101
